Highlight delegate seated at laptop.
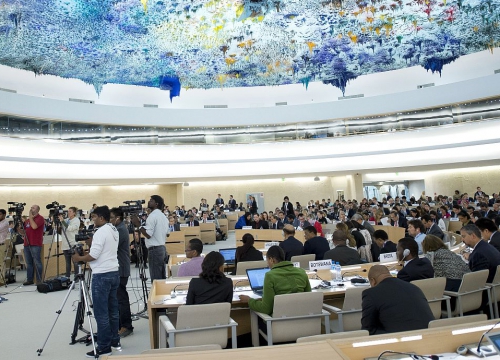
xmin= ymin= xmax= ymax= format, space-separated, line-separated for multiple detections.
xmin=238 ymin=245 xmax=311 ymax=315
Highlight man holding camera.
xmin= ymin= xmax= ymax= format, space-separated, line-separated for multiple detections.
xmin=59 ymin=207 xmax=79 ymax=280
xmin=110 ymin=207 xmax=133 ymax=338
xmin=72 ymin=206 xmax=120 ymax=358
xmin=19 ymin=205 xmax=45 ymax=286
xmin=131 ymin=195 xmax=168 ymax=281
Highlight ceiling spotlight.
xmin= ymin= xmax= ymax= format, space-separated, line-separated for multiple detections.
xmin=314 ymin=177 xmax=320 ymax=182
xmin=183 ymin=182 xmax=189 ymax=186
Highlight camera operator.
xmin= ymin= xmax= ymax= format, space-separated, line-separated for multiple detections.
xmin=18 ymin=205 xmax=44 ymax=286
xmin=131 ymin=195 xmax=168 ymax=281
xmin=72 ymin=206 xmax=120 ymax=358
xmin=110 ymin=207 xmax=133 ymax=338
xmin=59 ymin=207 xmax=79 ymax=280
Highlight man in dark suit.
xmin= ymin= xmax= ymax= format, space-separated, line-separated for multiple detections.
xmin=361 ymin=265 xmax=434 ymax=335
xmin=167 ymin=216 xmax=181 ymax=233
xmin=269 ymin=215 xmax=284 ymax=230
xmin=303 ymin=226 xmax=330 ymax=260
xmin=228 ymin=195 xmax=237 ymax=211
xmin=421 ymin=214 xmax=444 ymax=240
xmin=279 ymin=225 xmax=303 ymax=261
xmin=373 ymin=230 xmax=397 ymax=255
xmin=324 ymin=230 xmax=362 ymax=266
xmin=293 ymin=213 xmax=311 ymax=229
xmin=282 ymin=196 xmax=294 ymax=217
xmin=215 ymin=194 xmax=224 ymax=206
xmin=396 ymin=237 xmax=434 ymax=282
xmin=389 ymin=210 xmax=408 ymax=230
xmin=187 ymin=215 xmax=199 ymax=227
xmin=475 ymin=218 xmax=500 ymax=253
xmin=251 ymin=213 xmax=269 ymax=229
xmin=463 ymin=223 xmax=500 ymax=283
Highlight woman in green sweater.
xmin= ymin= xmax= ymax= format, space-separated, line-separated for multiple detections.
xmin=238 ymin=245 xmax=311 ymax=315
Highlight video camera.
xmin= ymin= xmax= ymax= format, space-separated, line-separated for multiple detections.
xmin=7 ymin=201 xmax=26 ymax=214
xmin=75 ymin=228 xmax=94 ymax=242
xmin=46 ymin=201 xmax=66 ymax=212
xmin=119 ymin=200 xmax=145 ymax=214
xmin=71 ymin=243 xmax=85 ymax=256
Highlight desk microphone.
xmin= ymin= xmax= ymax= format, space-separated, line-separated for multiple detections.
xmin=170 ymin=284 xmax=188 ymax=298
xmin=377 ymin=350 xmax=439 ymax=360
xmin=233 ymin=279 xmax=248 ymax=290
xmin=477 ymin=320 xmax=500 ymax=355
xmin=313 ymin=269 xmax=332 ymax=287
xmin=342 ymin=269 xmax=367 ymax=281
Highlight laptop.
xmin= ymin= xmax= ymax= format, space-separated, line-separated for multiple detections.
xmin=246 ymin=267 xmax=270 ymax=296
xmin=219 ymin=248 xmax=237 ymax=265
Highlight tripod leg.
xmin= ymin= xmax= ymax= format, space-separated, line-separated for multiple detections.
xmin=70 ymin=284 xmax=85 ymax=344
xmin=80 ymin=281 xmax=98 ymax=358
xmin=36 ymin=280 xmax=77 ymax=356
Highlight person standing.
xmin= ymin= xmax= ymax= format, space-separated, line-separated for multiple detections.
xmin=0 ymin=209 xmax=9 ymax=244
xmin=72 ymin=206 xmax=120 ymax=358
xmin=228 ymin=195 xmax=237 ymax=211
xmin=132 ymin=195 xmax=168 ymax=281
xmin=110 ymin=208 xmax=133 ymax=338
xmin=20 ymin=205 xmax=44 ymax=285
xmin=59 ymin=207 xmax=80 ymax=280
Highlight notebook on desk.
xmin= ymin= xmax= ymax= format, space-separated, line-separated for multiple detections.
xmin=246 ymin=267 xmax=270 ymax=296
xmin=219 ymin=248 xmax=237 ymax=265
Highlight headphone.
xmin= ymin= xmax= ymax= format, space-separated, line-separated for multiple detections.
xmin=402 ymin=248 xmax=410 ymax=259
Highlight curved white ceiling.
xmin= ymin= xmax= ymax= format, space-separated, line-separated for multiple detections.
xmin=1 ymin=119 xmax=499 ymax=185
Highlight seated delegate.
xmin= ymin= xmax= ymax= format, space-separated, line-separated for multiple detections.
xmin=185 ymin=251 xmax=233 ymax=305
xmin=234 ymin=233 xmax=264 ymax=274
xmin=396 ymin=237 xmax=434 ymax=282
xmin=238 ymin=246 xmax=311 ymax=315
xmin=177 ymin=238 xmax=204 ymax=277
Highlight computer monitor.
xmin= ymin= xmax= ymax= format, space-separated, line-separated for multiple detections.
xmin=246 ymin=267 xmax=270 ymax=293
xmin=219 ymin=248 xmax=237 ymax=265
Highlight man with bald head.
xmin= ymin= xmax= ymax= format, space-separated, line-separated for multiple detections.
xmin=361 ymin=265 xmax=434 ymax=335
xmin=19 ymin=204 xmax=45 ymax=285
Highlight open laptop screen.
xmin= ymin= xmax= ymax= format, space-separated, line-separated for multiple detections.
xmin=219 ymin=248 xmax=237 ymax=264
xmin=246 ymin=267 xmax=270 ymax=291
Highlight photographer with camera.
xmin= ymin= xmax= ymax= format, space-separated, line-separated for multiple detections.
xmin=72 ymin=206 xmax=120 ymax=358
xmin=131 ymin=195 xmax=168 ymax=281
xmin=110 ymin=207 xmax=134 ymax=338
xmin=18 ymin=205 xmax=45 ymax=286
xmin=59 ymin=207 xmax=79 ymax=280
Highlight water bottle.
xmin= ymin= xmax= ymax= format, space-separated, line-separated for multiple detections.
xmin=330 ymin=263 xmax=336 ymax=280
xmin=335 ymin=262 xmax=342 ymax=281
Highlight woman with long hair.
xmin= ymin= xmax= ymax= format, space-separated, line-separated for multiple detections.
xmin=186 ymin=251 xmax=233 ymax=305
xmin=235 ymin=233 xmax=264 ymax=274
xmin=336 ymin=222 xmax=356 ymax=248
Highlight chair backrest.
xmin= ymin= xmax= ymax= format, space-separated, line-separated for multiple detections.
xmin=291 ymin=254 xmax=316 ymax=269
xmin=490 ymin=265 xmax=500 ymax=285
xmin=411 ymin=277 xmax=447 ymax=319
xmin=175 ymin=303 xmax=231 ymax=348
xmin=235 ymin=260 xmax=268 ymax=275
xmin=428 ymin=314 xmax=487 ymax=329
xmin=457 ymin=270 xmax=489 ymax=314
xmin=297 ymin=330 xmax=369 ymax=343
xmin=271 ymin=292 xmax=324 ymax=344
xmin=141 ymin=344 xmax=222 ymax=354
xmin=170 ymin=264 xmax=180 ymax=278
xmin=488 ymin=265 xmax=500 ymax=303
xmin=443 ymin=218 xmax=450 ymax=231
xmin=340 ymin=287 xmax=364 ymax=331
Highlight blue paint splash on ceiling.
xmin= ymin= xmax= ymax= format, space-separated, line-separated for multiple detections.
xmin=0 ymin=0 xmax=498 ymax=100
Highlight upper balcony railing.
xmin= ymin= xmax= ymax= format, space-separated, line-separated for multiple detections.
xmin=1 ymin=96 xmax=499 ymax=145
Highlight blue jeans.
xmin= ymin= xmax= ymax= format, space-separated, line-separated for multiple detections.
xmin=24 ymin=246 xmax=43 ymax=283
xmin=92 ymin=271 xmax=120 ymax=351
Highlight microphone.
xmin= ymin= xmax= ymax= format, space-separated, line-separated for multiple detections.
xmin=233 ymin=279 xmax=249 ymax=290
xmin=313 ymin=269 xmax=333 ymax=287
xmin=170 ymin=283 xmax=188 ymax=298
xmin=342 ymin=269 xmax=367 ymax=281
xmin=377 ymin=350 xmax=439 ymax=360
xmin=477 ymin=319 xmax=500 ymax=355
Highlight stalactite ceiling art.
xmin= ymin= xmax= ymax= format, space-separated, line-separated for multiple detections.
xmin=0 ymin=0 xmax=498 ymax=100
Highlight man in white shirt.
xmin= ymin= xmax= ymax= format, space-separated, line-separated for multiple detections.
xmin=0 ymin=209 xmax=9 ymax=244
xmin=132 ymin=195 xmax=168 ymax=281
xmin=72 ymin=206 xmax=120 ymax=358
xmin=58 ymin=207 xmax=80 ymax=279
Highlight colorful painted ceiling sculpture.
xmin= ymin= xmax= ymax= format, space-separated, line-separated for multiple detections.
xmin=0 ymin=0 xmax=498 ymax=100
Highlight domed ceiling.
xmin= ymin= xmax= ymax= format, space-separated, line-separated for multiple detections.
xmin=0 ymin=0 xmax=498 ymax=100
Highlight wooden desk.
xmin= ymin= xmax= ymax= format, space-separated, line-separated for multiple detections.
xmin=227 ymin=214 xmax=238 ymax=230
xmin=235 ymin=229 xmax=305 ymax=249
xmin=165 ymin=232 xmax=185 ymax=255
xmin=180 ymin=226 xmax=201 ymax=242
xmin=373 ymin=225 xmax=405 ymax=242
xmin=199 ymin=223 xmax=216 ymax=245
xmin=218 ymin=218 xmax=229 ymax=235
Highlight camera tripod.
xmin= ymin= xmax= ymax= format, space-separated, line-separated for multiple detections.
xmin=37 ymin=262 xmax=97 ymax=358
xmin=132 ymin=235 xmax=149 ymax=319
xmin=42 ymin=214 xmax=68 ymax=282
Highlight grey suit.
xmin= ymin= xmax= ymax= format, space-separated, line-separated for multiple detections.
xmin=362 ymin=220 xmax=375 ymax=236
xmin=427 ymin=223 xmax=444 ymax=240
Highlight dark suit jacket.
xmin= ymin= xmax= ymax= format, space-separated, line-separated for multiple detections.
xmin=380 ymin=241 xmax=397 ymax=254
xmin=469 ymin=239 xmax=500 ymax=283
xmin=489 ymin=232 xmax=500 ymax=254
xmin=188 ymin=220 xmax=200 ymax=226
xmin=252 ymin=220 xmax=269 ymax=230
xmin=427 ymin=223 xmax=444 ymax=240
xmin=279 ymin=236 xmax=304 ymax=261
xmin=390 ymin=216 xmax=408 ymax=229
xmin=228 ymin=199 xmax=237 ymax=210
xmin=361 ymin=277 xmax=434 ymax=335
xmin=282 ymin=202 xmax=294 ymax=217
xmin=215 ymin=198 xmax=224 ymax=206
xmin=186 ymin=277 xmax=233 ymax=305
xmin=270 ymin=221 xmax=284 ymax=230
xmin=397 ymin=257 xmax=434 ymax=282
xmin=168 ymin=223 xmax=181 ymax=232
xmin=323 ymin=245 xmax=362 ymax=266
xmin=304 ymin=236 xmax=330 ymax=260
